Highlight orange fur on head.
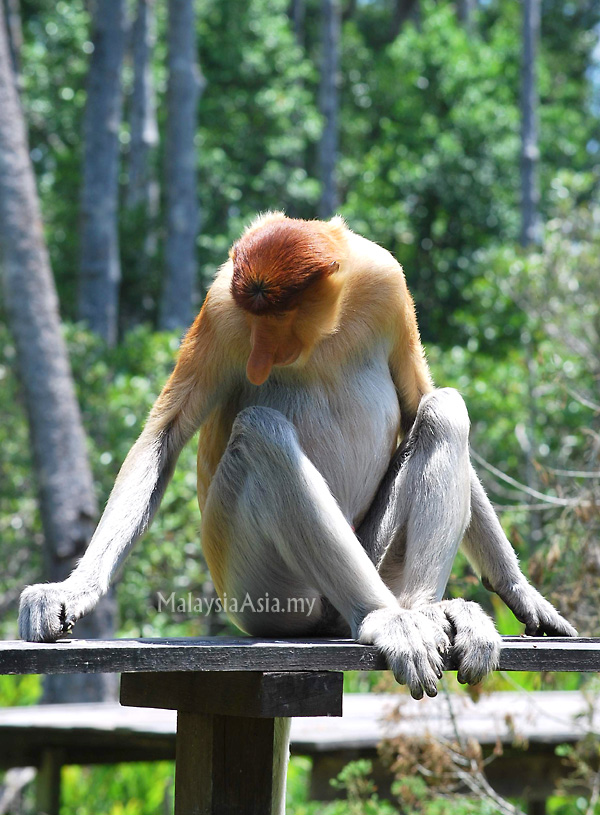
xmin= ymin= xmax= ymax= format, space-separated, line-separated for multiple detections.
xmin=230 ymin=214 xmax=341 ymax=316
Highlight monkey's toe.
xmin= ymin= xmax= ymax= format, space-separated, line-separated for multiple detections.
xmin=358 ymin=607 xmax=449 ymax=699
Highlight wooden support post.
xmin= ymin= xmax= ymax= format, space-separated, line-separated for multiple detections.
xmin=36 ymin=749 xmax=62 ymax=815
xmin=121 ymin=671 xmax=342 ymax=814
xmin=173 ymin=712 xmax=290 ymax=815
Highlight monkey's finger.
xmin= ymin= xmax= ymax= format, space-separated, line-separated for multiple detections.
xmin=412 ymin=651 xmax=439 ymax=698
xmin=391 ymin=665 xmax=419 ymax=697
xmin=537 ymin=615 xmax=578 ymax=637
xmin=392 ymin=654 xmax=425 ymax=700
xmin=425 ymin=645 xmax=445 ymax=680
xmin=524 ymin=619 xmax=541 ymax=637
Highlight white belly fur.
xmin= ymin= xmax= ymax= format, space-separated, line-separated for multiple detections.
xmin=236 ymin=343 xmax=400 ymax=525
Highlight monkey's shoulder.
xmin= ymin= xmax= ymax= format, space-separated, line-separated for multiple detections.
xmin=338 ymin=232 xmax=412 ymax=327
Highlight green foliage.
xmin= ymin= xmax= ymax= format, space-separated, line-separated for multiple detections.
xmin=195 ymin=0 xmax=322 ymax=289
xmin=340 ymin=0 xmax=598 ymax=343
xmin=342 ymin=1 xmax=522 ymax=343
xmin=0 ymin=674 xmax=41 ymax=706
xmin=287 ymin=758 xmax=398 ymax=815
xmin=61 ymin=762 xmax=174 ymax=815
xmin=18 ymin=0 xmax=599 ymax=339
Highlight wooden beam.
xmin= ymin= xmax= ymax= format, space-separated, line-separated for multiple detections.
xmin=120 ymin=671 xmax=343 ymax=718
xmin=1 ymin=636 xmax=600 ymax=676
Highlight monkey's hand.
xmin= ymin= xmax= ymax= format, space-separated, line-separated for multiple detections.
xmin=357 ymin=607 xmax=450 ymax=700
xmin=482 ymin=577 xmax=577 ymax=637
xmin=18 ymin=580 xmax=98 ymax=643
xmin=423 ymin=599 xmax=501 ymax=685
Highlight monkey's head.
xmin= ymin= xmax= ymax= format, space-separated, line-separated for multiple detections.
xmin=230 ymin=214 xmax=345 ymax=385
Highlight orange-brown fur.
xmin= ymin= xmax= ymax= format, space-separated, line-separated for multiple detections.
xmin=230 ymin=214 xmax=341 ymax=315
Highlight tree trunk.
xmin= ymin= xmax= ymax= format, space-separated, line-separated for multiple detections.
xmin=290 ymin=0 xmax=305 ymax=47
xmin=390 ymin=0 xmax=419 ymax=40
xmin=124 ymin=0 xmax=159 ymax=325
xmin=520 ymin=0 xmax=543 ymax=549
xmin=0 ymin=6 xmax=116 ymax=702
xmin=520 ymin=0 xmax=541 ymax=248
xmin=456 ymin=0 xmax=476 ymax=29
xmin=1 ymin=0 xmax=22 ymax=78
xmin=78 ymin=0 xmax=127 ymax=346
xmin=126 ymin=0 xmax=159 ymax=216
xmin=317 ymin=0 xmax=340 ymax=219
xmin=159 ymin=0 xmax=204 ymax=332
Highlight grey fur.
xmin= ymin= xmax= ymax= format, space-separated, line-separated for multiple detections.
xmin=19 ymin=422 xmax=187 ymax=642
xmin=464 ymin=472 xmax=577 ymax=637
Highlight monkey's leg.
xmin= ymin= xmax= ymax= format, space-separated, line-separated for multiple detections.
xmin=357 ymin=388 xmax=502 ymax=685
xmin=202 ymin=406 xmax=450 ymax=700
xmin=463 ymin=470 xmax=577 ymax=637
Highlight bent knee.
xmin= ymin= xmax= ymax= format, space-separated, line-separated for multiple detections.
xmin=230 ymin=406 xmax=299 ymax=459
xmin=419 ymin=388 xmax=470 ymax=441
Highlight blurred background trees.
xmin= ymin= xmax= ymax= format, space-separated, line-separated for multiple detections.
xmin=0 ymin=0 xmax=599 ymax=808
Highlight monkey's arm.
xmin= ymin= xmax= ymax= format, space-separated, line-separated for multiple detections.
xmin=19 ymin=309 xmax=220 ymax=642
xmin=387 ymin=282 xmax=434 ymax=429
xmin=463 ymin=468 xmax=577 ymax=637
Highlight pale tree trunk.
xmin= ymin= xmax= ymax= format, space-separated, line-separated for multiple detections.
xmin=456 ymin=0 xmax=476 ymax=30
xmin=125 ymin=0 xmax=159 ymax=310
xmin=287 ymin=0 xmax=306 ymax=218
xmin=126 ymin=0 xmax=159 ymax=218
xmin=78 ymin=0 xmax=127 ymax=346
xmin=0 ymin=7 xmax=116 ymax=702
xmin=1 ymin=0 xmax=22 ymax=77
xmin=291 ymin=0 xmax=305 ymax=47
xmin=159 ymin=0 xmax=205 ymax=331
xmin=317 ymin=0 xmax=340 ymax=219
xmin=520 ymin=0 xmax=541 ymax=248
xmin=520 ymin=0 xmax=543 ymax=548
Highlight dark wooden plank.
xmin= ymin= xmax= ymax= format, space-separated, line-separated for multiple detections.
xmin=496 ymin=637 xmax=600 ymax=672
xmin=0 ymin=637 xmax=384 ymax=675
xmin=120 ymin=671 xmax=343 ymax=717
xmin=1 ymin=636 xmax=599 ymax=675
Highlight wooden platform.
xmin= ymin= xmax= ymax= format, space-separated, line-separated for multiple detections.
xmin=1 ymin=635 xmax=600 ymax=674
xmin=1 ymin=636 xmax=599 ymax=814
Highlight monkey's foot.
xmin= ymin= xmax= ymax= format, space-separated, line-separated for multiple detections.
xmin=483 ymin=578 xmax=578 ymax=638
xmin=18 ymin=581 xmax=97 ymax=643
xmin=424 ymin=599 xmax=501 ymax=685
xmin=357 ymin=607 xmax=450 ymax=700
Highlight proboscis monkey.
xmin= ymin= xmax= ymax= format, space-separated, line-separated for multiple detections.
xmin=19 ymin=213 xmax=576 ymax=700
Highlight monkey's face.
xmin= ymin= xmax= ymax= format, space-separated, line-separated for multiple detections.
xmin=245 ymin=311 xmax=303 ymax=386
